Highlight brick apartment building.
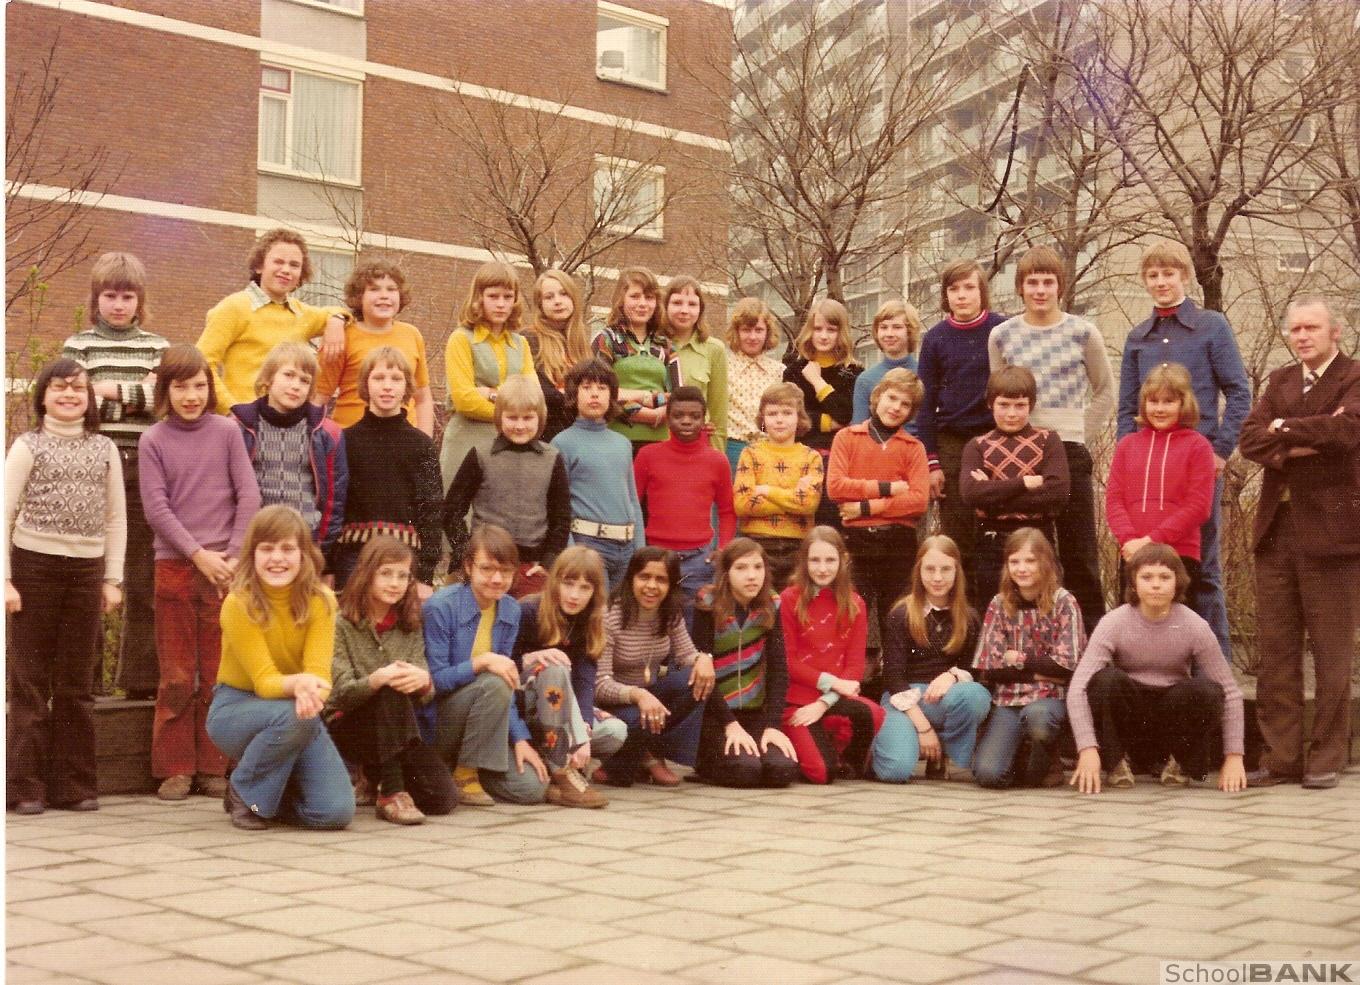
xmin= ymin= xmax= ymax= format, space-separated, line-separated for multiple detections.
xmin=4 ymin=0 xmax=732 ymax=408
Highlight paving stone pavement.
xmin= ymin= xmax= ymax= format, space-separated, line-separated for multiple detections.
xmin=7 ymin=770 xmax=1360 ymax=984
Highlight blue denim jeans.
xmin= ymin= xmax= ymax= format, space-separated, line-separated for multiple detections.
xmin=602 ymin=668 xmax=706 ymax=780
xmin=206 ymin=685 xmax=355 ymax=828
xmin=1194 ymin=473 xmax=1232 ymax=663
xmin=673 ymin=547 xmax=714 ymax=633
xmin=571 ymin=533 xmax=636 ymax=594
xmin=972 ymin=697 xmax=1067 ymax=789
xmin=872 ymin=681 xmax=992 ymax=783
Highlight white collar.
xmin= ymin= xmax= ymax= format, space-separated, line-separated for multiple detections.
xmin=1304 ymin=350 xmax=1339 ymax=383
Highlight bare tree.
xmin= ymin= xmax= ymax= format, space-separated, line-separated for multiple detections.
xmin=1077 ymin=0 xmax=1356 ymax=312
xmin=685 ymin=3 xmax=969 ymax=338
xmin=5 ymin=35 xmax=119 ymax=313
xmin=429 ymin=82 xmax=686 ymax=302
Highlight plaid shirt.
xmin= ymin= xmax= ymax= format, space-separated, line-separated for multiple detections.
xmin=973 ymin=589 xmax=1083 ymax=707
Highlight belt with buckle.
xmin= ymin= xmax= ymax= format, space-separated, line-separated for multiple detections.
xmin=571 ymin=518 xmax=635 ymax=542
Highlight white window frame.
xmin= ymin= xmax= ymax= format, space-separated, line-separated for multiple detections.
xmin=594 ymin=155 xmax=665 ymax=241
xmin=278 ymin=0 xmax=365 ymax=17
xmin=1278 ymin=250 xmax=1309 ymax=273
xmin=258 ymin=58 xmax=364 ymax=186
xmin=596 ymin=1 xmax=668 ymax=93
xmin=294 ymin=246 xmax=354 ymax=309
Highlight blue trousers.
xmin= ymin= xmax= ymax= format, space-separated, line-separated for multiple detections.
xmin=673 ymin=547 xmax=714 ymax=633
xmin=206 ymin=685 xmax=355 ymax=828
xmin=872 ymin=682 xmax=992 ymax=783
xmin=972 ymin=697 xmax=1067 ymax=790
xmin=571 ymin=533 xmax=635 ymax=594
xmin=602 ymin=668 xmax=706 ymax=781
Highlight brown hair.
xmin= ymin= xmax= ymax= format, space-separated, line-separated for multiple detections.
xmin=1137 ymin=362 xmax=1200 ymax=429
xmin=725 ymin=297 xmax=778 ymax=353
xmin=661 ymin=275 xmax=710 ymax=343
xmin=869 ymin=367 xmax=923 ymax=418
xmin=871 ymin=299 xmax=922 ymax=354
xmin=607 ymin=267 xmax=662 ymax=336
xmin=356 ymin=345 xmax=413 ymax=404
xmin=32 ymin=358 xmax=100 ymax=432
xmin=463 ymin=523 xmax=520 ymax=575
xmin=1124 ymin=542 xmax=1192 ymax=606
xmin=231 ymin=505 xmax=332 ymax=626
xmin=939 ymin=258 xmax=991 ymax=316
xmin=153 ymin=345 xmax=216 ymax=419
xmin=793 ymin=298 xmax=856 ymax=364
xmin=255 ymin=341 xmax=319 ymax=399
xmin=249 ymin=228 xmax=312 ymax=286
xmin=529 ymin=269 xmax=591 ymax=387
xmin=494 ymin=375 xmax=547 ymax=439
xmin=791 ymin=526 xmax=859 ymax=629
xmin=705 ymin=538 xmax=776 ymax=632
xmin=894 ymin=535 xmax=971 ymax=655
xmin=339 ymin=536 xmax=421 ymax=632
xmin=985 ymin=366 xmax=1037 ymax=408
xmin=535 ymin=545 xmax=608 ymax=659
xmin=758 ymin=382 xmax=811 ymax=437
xmin=344 ymin=260 xmax=410 ymax=319
xmin=88 ymin=251 xmax=149 ymax=325
xmin=460 ymin=261 xmax=523 ymax=333
xmin=1139 ymin=240 xmax=1194 ymax=281
xmin=997 ymin=527 xmax=1061 ymax=618
xmin=1014 ymin=245 xmax=1065 ymax=299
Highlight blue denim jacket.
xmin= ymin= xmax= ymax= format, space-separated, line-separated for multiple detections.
xmin=421 ymin=583 xmax=529 ymax=742
xmin=1117 ymin=298 xmax=1251 ymax=460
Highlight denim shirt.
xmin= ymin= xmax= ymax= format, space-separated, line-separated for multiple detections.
xmin=421 ymin=583 xmax=529 ymax=741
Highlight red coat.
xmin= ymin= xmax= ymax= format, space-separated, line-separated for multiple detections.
xmin=1106 ymin=424 xmax=1215 ymax=560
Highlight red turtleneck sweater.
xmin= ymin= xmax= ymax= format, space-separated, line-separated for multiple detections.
xmin=633 ymin=434 xmax=736 ymax=550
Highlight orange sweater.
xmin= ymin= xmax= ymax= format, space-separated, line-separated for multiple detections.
xmin=826 ymin=421 xmax=929 ymax=527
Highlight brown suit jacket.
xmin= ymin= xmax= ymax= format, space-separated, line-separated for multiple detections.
xmin=1239 ymin=352 xmax=1360 ymax=556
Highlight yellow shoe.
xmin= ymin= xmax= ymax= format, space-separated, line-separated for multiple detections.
xmin=453 ymin=766 xmax=494 ymax=806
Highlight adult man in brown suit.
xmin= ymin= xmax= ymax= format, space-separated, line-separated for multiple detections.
xmin=1239 ymin=299 xmax=1360 ymax=789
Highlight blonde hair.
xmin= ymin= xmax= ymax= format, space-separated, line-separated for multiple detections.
xmin=757 ymin=382 xmax=810 ymax=437
xmin=661 ymin=275 xmax=710 ymax=343
xmin=607 ymin=267 xmax=661 ymax=335
xmin=794 ymin=298 xmax=856 ymax=364
xmin=493 ymin=375 xmax=547 ymax=438
xmin=869 ymin=367 xmax=923 ymax=418
xmin=460 ymin=261 xmax=523 ymax=333
xmin=89 ymin=251 xmax=149 ymax=325
xmin=939 ymin=258 xmax=991 ymax=316
xmin=232 ymin=506 xmax=332 ymax=626
xmin=1139 ymin=240 xmax=1194 ymax=281
xmin=726 ymin=297 xmax=778 ymax=353
xmin=535 ymin=546 xmax=608 ymax=660
xmin=791 ymin=526 xmax=859 ymax=629
xmin=895 ymin=535 xmax=971 ymax=655
xmin=1137 ymin=362 xmax=1200 ymax=429
xmin=357 ymin=346 xmax=413 ymax=404
xmin=529 ymin=269 xmax=591 ymax=386
xmin=997 ymin=527 xmax=1061 ymax=618
xmin=255 ymin=341 xmax=319 ymax=399
xmin=871 ymin=299 xmax=922 ymax=355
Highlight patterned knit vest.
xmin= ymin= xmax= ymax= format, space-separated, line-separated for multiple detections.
xmin=976 ymin=426 xmax=1055 ymax=521
xmin=255 ymin=418 xmax=320 ymax=531
xmin=15 ymin=430 xmax=110 ymax=540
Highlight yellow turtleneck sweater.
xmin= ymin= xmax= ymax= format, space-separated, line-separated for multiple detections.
xmin=218 ymin=582 xmax=335 ymax=699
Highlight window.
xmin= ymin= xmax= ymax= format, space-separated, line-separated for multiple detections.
xmin=1278 ymin=250 xmax=1309 ymax=273
xmin=259 ymin=65 xmax=362 ymax=183
xmin=282 ymin=0 xmax=363 ymax=13
xmin=296 ymin=249 xmax=353 ymax=308
xmin=596 ymin=2 xmax=667 ymax=91
xmin=594 ymin=156 xmax=665 ymax=240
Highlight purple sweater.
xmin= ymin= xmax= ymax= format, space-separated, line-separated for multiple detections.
xmin=139 ymin=413 xmax=261 ymax=561
xmin=1067 ymin=603 xmax=1243 ymax=756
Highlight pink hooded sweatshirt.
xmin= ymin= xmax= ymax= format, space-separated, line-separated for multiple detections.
xmin=1106 ymin=424 xmax=1216 ymax=560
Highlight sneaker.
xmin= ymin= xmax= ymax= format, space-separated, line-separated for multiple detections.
xmin=376 ymin=790 xmax=426 ymax=825
xmin=13 ymin=800 xmax=44 ymax=816
xmin=546 ymin=767 xmax=608 ymax=809
xmin=1107 ymin=757 xmax=1136 ymax=790
xmin=157 ymin=775 xmax=193 ymax=801
xmin=352 ymin=772 xmax=376 ymax=807
xmin=196 ymin=775 xmax=228 ymax=799
xmin=453 ymin=766 xmax=494 ymax=806
xmin=1246 ymin=766 xmax=1301 ymax=787
xmin=1160 ymin=756 xmax=1189 ymax=787
xmin=1302 ymin=771 xmax=1340 ymax=790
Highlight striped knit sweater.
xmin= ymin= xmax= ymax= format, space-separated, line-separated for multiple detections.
xmin=595 ymin=602 xmax=698 ymax=706
xmin=61 ymin=319 xmax=170 ymax=452
xmin=690 ymin=588 xmax=788 ymax=732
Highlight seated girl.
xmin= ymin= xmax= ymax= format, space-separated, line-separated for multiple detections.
xmin=1068 ymin=543 xmax=1246 ymax=793
xmin=971 ymin=527 xmax=1083 ymax=789
xmin=871 ymin=535 xmax=991 ymax=783
xmin=593 ymin=547 xmax=716 ymax=787
xmin=691 ymin=539 xmax=800 ymax=788
xmin=779 ymin=527 xmax=884 ymax=783
xmin=324 ymin=535 xmax=456 ymax=825
xmin=206 ymin=506 xmax=355 ymax=831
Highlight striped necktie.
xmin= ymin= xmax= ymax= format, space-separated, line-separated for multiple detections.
xmin=1303 ymin=370 xmax=1319 ymax=395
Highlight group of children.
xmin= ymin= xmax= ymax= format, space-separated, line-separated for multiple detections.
xmin=5 ymin=230 xmax=1257 ymax=827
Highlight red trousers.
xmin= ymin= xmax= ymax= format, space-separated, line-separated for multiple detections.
xmin=152 ymin=559 xmax=227 ymax=778
xmin=782 ymin=694 xmax=885 ymax=784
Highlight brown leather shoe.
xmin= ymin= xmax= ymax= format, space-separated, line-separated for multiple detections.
xmin=376 ymin=791 xmax=426 ymax=825
xmin=225 ymin=781 xmax=269 ymax=831
xmin=157 ymin=774 xmax=193 ymax=801
xmin=196 ymin=775 xmax=228 ymax=799
xmin=638 ymin=756 xmax=681 ymax=787
xmin=547 ymin=767 xmax=608 ymax=809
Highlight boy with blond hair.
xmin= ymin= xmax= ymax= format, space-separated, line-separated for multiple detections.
xmin=852 ymin=299 xmax=922 ymax=431
xmin=230 ymin=342 xmax=347 ymax=560
xmin=989 ymin=246 xmax=1113 ymax=631
xmin=1116 ymin=240 xmax=1249 ymax=661
xmin=62 ymin=252 xmax=170 ymax=698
